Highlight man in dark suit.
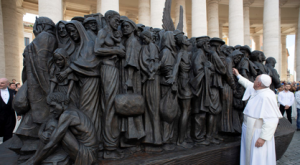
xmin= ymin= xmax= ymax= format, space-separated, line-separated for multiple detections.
xmin=0 ymin=78 xmax=16 ymax=142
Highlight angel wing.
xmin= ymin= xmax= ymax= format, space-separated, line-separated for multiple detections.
xmin=176 ymin=5 xmax=183 ymax=31
xmin=162 ymin=0 xmax=175 ymax=31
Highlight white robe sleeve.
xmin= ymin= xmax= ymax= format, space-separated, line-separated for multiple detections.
xmin=238 ymin=74 xmax=253 ymax=89
xmin=259 ymin=118 xmax=279 ymax=141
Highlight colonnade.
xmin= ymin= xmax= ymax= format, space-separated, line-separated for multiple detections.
xmin=0 ymin=0 xmax=298 ymax=81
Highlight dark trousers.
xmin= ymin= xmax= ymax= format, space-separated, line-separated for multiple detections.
xmin=0 ymin=114 xmax=16 ymax=142
xmin=280 ymin=104 xmax=292 ymax=124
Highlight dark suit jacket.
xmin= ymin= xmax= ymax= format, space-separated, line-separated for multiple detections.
xmin=0 ymin=88 xmax=16 ymax=137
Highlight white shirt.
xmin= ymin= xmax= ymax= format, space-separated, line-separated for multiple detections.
xmin=295 ymin=91 xmax=300 ymax=109
xmin=0 ymin=88 xmax=10 ymax=104
xmin=278 ymin=90 xmax=294 ymax=107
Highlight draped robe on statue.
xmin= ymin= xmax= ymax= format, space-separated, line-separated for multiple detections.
xmin=238 ymin=75 xmax=282 ymax=165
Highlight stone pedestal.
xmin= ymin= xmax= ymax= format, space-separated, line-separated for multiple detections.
xmin=0 ymin=118 xmax=293 ymax=165
xmin=192 ymin=0 xmax=207 ymax=37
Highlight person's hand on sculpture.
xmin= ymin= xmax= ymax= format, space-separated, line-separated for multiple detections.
xmin=232 ymin=68 xmax=239 ymax=76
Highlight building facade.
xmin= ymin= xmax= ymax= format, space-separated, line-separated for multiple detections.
xmin=0 ymin=0 xmax=299 ymax=82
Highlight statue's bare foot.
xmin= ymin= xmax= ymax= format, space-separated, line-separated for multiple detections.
xmin=104 ymin=150 xmax=124 ymax=159
xmin=196 ymin=140 xmax=210 ymax=146
xmin=214 ymin=135 xmax=224 ymax=141
xmin=162 ymin=143 xmax=176 ymax=151
xmin=208 ymin=138 xmax=220 ymax=145
xmin=144 ymin=145 xmax=163 ymax=153
xmin=177 ymin=141 xmax=193 ymax=148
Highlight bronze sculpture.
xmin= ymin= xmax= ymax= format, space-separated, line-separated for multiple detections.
xmin=1 ymin=1 xmax=291 ymax=165
xmin=94 ymin=10 xmax=124 ymax=159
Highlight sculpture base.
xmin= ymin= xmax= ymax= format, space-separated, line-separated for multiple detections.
xmin=101 ymin=138 xmax=241 ymax=165
xmin=0 ymin=118 xmax=294 ymax=165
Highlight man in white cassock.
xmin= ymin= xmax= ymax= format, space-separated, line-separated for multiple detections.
xmin=232 ymin=68 xmax=283 ymax=165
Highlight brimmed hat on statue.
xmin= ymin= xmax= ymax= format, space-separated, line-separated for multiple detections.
xmin=209 ymin=37 xmax=225 ymax=45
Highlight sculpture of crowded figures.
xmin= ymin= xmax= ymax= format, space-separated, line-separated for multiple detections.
xmin=9 ymin=5 xmax=282 ymax=165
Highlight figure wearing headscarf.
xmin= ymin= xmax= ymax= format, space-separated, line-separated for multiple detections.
xmin=250 ymin=50 xmax=269 ymax=76
xmin=119 ymin=17 xmax=145 ymax=147
xmin=230 ymin=50 xmax=246 ymax=133
xmin=94 ymin=10 xmax=125 ymax=159
xmin=139 ymin=30 xmax=162 ymax=152
xmin=159 ymin=31 xmax=180 ymax=151
xmin=55 ymin=21 xmax=75 ymax=56
xmin=56 ymin=20 xmax=102 ymax=152
xmin=265 ymin=57 xmax=281 ymax=92
xmin=239 ymin=45 xmax=257 ymax=82
xmin=11 ymin=17 xmax=57 ymax=160
xmin=49 ymin=48 xmax=79 ymax=108
xmin=219 ymin=45 xmax=236 ymax=133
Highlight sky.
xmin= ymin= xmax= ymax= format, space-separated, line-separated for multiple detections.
xmin=23 ymin=13 xmax=297 ymax=75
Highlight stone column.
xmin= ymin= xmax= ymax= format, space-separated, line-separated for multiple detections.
xmin=17 ymin=7 xmax=24 ymax=78
xmin=150 ymin=0 xmax=165 ymax=28
xmin=252 ymin=35 xmax=261 ymax=50
xmin=39 ymin=0 xmax=63 ymax=24
xmin=97 ymin=0 xmax=101 ymax=13
xmin=219 ymin=21 xmax=225 ymax=39
xmin=101 ymin=0 xmax=119 ymax=13
xmin=263 ymin=0 xmax=280 ymax=71
xmin=0 ymin=0 xmax=5 ymax=78
xmin=192 ymin=0 xmax=206 ymax=37
xmin=296 ymin=6 xmax=300 ymax=81
xmin=138 ymin=0 xmax=150 ymax=25
xmin=228 ymin=0 xmax=244 ymax=46
xmin=175 ymin=0 xmax=187 ymax=34
xmin=243 ymin=1 xmax=251 ymax=46
xmin=2 ymin=0 xmax=21 ymax=80
xmin=281 ymin=35 xmax=287 ymax=81
xmin=126 ymin=11 xmax=137 ymax=23
xmin=207 ymin=0 xmax=220 ymax=38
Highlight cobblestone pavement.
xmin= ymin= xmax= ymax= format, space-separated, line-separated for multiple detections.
xmin=277 ymin=119 xmax=300 ymax=165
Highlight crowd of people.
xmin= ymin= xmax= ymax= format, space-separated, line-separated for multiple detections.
xmin=277 ymin=81 xmax=300 ymax=131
